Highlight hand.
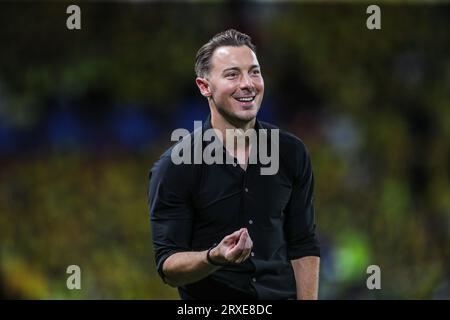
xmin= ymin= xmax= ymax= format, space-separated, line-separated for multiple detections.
xmin=210 ymin=228 xmax=253 ymax=265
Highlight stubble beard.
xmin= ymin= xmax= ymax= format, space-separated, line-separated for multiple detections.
xmin=209 ymin=95 xmax=259 ymax=129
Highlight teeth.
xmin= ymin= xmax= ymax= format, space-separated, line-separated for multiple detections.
xmin=236 ymin=97 xmax=254 ymax=102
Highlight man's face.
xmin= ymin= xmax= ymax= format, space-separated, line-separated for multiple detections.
xmin=201 ymin=45 xmax=264 ymax=125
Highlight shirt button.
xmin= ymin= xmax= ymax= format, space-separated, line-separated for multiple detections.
xmin=233 ymin=163 xmax=237 ymax=167
xmin=248 ymin=220 xmax=253 ymax=225
xmin=244 ymin=188 xmax=249 ymax=192
xmin=252 ymin=277 xmax=257 ymax=283
xmin=251 ymin=252 xmax=255 ymax=257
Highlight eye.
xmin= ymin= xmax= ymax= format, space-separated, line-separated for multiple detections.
xmin=225 ymin=72 xmax=238 ymax=78
xmin=251 ymin=69 xmax=261 ymax=75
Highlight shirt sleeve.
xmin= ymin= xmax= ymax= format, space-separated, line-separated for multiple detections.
xmin=148 ymin=154 xmax=194 ymax=282
xmin=283 ymin=142 xmax=320 ymax=260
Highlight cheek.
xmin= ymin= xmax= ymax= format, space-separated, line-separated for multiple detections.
xmin=216 ymin=83 xmax=238 ymax=98
xmin=255 ymin=78 xmax=264 ymax=91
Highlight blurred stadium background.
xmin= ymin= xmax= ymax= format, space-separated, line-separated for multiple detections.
xmin=0 ymin=1 xmax=448 ymax=299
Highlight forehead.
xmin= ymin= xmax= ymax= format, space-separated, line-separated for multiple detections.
xmin=210 ymin=46 xmax=259 ymax=71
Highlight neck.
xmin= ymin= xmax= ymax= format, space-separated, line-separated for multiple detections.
xmin=210 ymin=109 xmax=256 ymax=139
xmin=209 ymin=108 xmax=255 ymax=168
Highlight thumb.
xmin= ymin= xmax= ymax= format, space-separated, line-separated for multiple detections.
xmin=225 ymin=228 xmax=246 ymax=242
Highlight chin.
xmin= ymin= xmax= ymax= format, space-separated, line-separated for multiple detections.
xmin=215 ymin=103 xmax=260 ymax=125
xmin=239 ymin=112 xmax=257 ymax=121
xmin=240 ymin=107 xmax=259 ymax=118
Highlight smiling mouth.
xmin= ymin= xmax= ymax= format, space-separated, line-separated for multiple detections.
xmin=234 ymin=96 xmax=256 ymax=103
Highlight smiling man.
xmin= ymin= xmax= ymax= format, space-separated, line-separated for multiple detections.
xmin=148 ymin=29 xmax=320 ymax=300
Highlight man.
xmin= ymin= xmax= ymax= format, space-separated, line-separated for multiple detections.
xmin=148 ymin=29 xmax=320 ymax=300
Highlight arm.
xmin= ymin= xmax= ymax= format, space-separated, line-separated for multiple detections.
xmin=162 ymin=250 xmax=220 ymax=287
xmin=291 ymin=256 xmax=320 ymax=300
xmin=283 ymin=140 xmax=321 ymax=298
xmin=163 ymin=228 xmax=253 ymax=287
xmin=148 ymin=155 xmax=253 ymax=288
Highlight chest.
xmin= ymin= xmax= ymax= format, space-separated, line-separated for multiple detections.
xmin=192 ymin=163 xmax=293 ymax=229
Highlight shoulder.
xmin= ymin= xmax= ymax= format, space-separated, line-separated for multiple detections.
xmin=259 ymin=120 xmax=310 ymax=158
xmin=149 ymin=130 xmax=198 ymax=187
xmin=259 ymin=120 xmax=312 ymax=180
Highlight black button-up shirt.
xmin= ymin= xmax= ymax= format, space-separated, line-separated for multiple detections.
xmin=148 ymin=115 xmax=320 ymax=300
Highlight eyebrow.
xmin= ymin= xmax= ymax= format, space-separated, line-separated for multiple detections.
xmin=222 ymin=64 xmax=260 ymax=74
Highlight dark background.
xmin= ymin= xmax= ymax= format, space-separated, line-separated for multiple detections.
xmin=0 ymin=1 xmax=449 ymax=299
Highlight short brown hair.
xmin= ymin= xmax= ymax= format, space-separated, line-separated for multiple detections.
xmin=195 ymin=29 xmax=257 ymax=78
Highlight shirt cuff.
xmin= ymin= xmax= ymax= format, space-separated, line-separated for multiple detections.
xmin=287 ymin=234 xmax=321 ymax=260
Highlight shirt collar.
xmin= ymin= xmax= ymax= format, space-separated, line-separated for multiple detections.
xmin=200 ymin=114 xmax=271 ymax=162
xmin=202 ymin=113 xmax=266 ymax=132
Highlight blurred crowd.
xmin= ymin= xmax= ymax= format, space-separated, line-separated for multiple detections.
xmin=0 ymin=2 xmax=448 ymax=299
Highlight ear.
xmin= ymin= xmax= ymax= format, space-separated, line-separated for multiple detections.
xmin=196 ymin=77 xmax=212 ymax=98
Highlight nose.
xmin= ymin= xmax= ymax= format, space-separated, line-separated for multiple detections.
xmin=239 ymin=72 xmax=254 ymax=90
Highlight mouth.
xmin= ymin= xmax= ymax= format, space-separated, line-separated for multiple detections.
xmin=233 ymin=95 xmax=256 ymax=106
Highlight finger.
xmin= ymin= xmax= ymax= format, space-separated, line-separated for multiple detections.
xmin=222 ymin=228 xmax=247 ymax=261
xmin=232 ymin=230 xmax=251 ymax=262
xmin=228 ymin=230 xmax=248 ymax=261
xmin=224 ymin=228 xmax=246 ymax=243
xmin=237 ymin=229 xmax=248 ymax=250
xmin=231 ymin=228 xmax=247 ymax=248
xmin=247 ymin=234 xmax=253 ymax=251
xmin=236 ymin=232 xmax=253 ymax=263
